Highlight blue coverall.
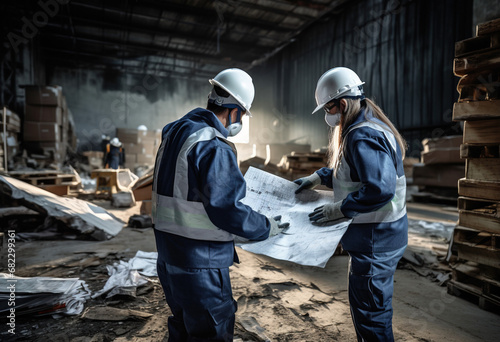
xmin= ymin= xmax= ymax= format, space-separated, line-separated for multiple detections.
xmin=105 ymin=144 xmax=123 ymax=169
xmin=316 ymin=109 xmax=408 ymax=341
xmin=153 ymin=108 xmax=270 ymax=341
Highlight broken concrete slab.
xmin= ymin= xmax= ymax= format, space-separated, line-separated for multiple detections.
xmin=0 ymin=175 xmax=123 ymax=240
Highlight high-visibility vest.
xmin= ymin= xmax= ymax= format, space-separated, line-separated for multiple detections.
xmin=152 ymin=126 xmax=236 ymax=241
xmin=332 ymin=121 xmax=407 ymax=224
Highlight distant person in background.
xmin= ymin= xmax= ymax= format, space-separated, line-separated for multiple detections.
xmin=101 ymin=135 xmax=111 ymax=167
xmin=104 ymin=137 xmax=125 ymax=169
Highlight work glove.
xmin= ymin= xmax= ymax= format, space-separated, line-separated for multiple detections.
xmin=293 ymin=172 xmax=321 ymax=194
xmin=268 ymin=215 xmax=290 ymax=237
xmin=309 ymin=201 xmax=344 ymax=224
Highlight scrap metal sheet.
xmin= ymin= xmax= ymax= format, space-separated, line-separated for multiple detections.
xmin=0 ymin=175 xmax=123 ymax=240
xmin=238 ymin=167 xmax=351 ymax=268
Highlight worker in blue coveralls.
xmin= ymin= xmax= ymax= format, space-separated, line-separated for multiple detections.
xmin=295 ymin=67 xmax=408 ymax=342
xmin=104 ymin=137 xmax=125 ymax=169
xmin=152 ymin=68 xmax=288 ymax=342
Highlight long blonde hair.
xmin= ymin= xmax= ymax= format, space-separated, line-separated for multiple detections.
xmin=327 ymin=98 xmax=406 ymax=172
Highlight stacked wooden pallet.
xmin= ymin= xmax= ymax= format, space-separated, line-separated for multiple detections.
xmin=448 ymin=17 xmax=500 ymax=312
xmin=0 ymin=108 xmax=21 ymax=172
xmin=278 ymin=151 xmax=327 ymax=180
xmin=8 ymin=169 xmax=81 ymax=196
xmin=412 ymin=135 xmax=464 ymax=203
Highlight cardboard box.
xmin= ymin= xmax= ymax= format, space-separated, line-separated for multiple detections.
xmin=136 ymin=153 xmax=155 ymax=165
xmin=24 ymin=121 xmax=59 ymax=142
xmin=122 ymin=143 xmax=143 ymax=155
xmin=25 ymin=105 xmax=63 ymax=124
xmin=133 ymin=184 xmax=152 ymax=201
xmin=25 ymin=86 xmax=63 ymax=107
xmin=116 ymin=128 xmax=139 ymax=144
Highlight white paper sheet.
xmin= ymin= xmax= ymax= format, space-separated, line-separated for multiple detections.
xmin=238 ymin=167 xmax=351 ymax=268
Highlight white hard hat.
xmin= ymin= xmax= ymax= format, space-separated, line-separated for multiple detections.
xmin=312 ymin=67 xmax=365 ymax=114
xmin=110 ymin=137 xmax=121 ymax=147
xmin=208 ymin=68 xmax=255 ymax=116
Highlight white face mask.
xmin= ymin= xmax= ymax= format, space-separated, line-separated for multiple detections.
xmin=324 ymin=113 xmax=341 ymax=127
xmin=227 ymin=122 xmax=242 ymax=136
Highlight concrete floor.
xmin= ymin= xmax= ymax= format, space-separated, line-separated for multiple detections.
xmin=7 ymin=200 xmax=500 ymax=341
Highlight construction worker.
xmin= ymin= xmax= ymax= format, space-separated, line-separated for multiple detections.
xmin=295 ymin=67 xmax=408 ymax=341
xmin=152 ymin=68 xmax=287 ymax=341
xmin=104 ymin=137 xmax=124 ymax=169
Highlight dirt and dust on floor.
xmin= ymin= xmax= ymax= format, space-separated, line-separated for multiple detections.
xmin=0 ymin=176 xmax=499 ymax=342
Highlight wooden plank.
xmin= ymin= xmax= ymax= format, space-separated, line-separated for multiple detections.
xmin=453 ymin=100 xmax=500 ymax=121
xmin=421 ymin=148 xmax=462 ymax=165
xmin=455 ymin=243 xmax=500 ymax=269
xmin=460 ymin=144 xmax=500 ymax=158
xmin=459 ymin=178 xmax=500 ymax=201
xmin=466 ymin=158 xmax=500 ymax=181
xmin=454 ymin=49 xmax=500 ymax=77
xmin=422 ymin=135 xmax=462 ymax=152
xmin=447 ymin=280 xmax=500 ymax=311
xmin=38 ymin=184 xmax=69 ymax=196
xmin=463 ymin=119 xmax=500 ymax=144
xmin=412 ymin=163 xmax=464 ymax=188
xmin=455 ymin=32 xmax=500 ymax=57
xmin=458 ymin=197 xmax=500 ymax=234
xmin=477 ymin=17 xmax=500 ymax=36
xmin=456 ymin=71 xmax=500 ymax=103
xmin=454 ymin=225 xmax=500 ymax=249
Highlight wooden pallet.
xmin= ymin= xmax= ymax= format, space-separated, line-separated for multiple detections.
xmin=455 ymin=31 xmax=500 ymax=57
xmin=463 ymin=119 xmax=500 ymax=144
xmin=458 ymin=196 xmax=500 ymax=234
xmin=447 ymin=261 xmax=500 ymax=312
xmin=454 ymin=225 xmax=500 ymax=249
xmin=454 ymin=49 xmax=500 ymax=77
xmin=455 ymin=70 xmax=500 ymax=104
xmin=453 ymin=100 xmax=500 ymax=121
xmin=458 ymin=178 xmax=500 ymax=201
xmin=8 ymin=171 xmax=79 ymax=186
xmin=278 ymin=152 xmax=326 ymax=172
xmin=461 ymin=144 xmax=500 ymax=159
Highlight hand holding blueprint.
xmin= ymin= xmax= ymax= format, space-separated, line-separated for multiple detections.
xmin=237 ymin=167 xmax=352 ymax=268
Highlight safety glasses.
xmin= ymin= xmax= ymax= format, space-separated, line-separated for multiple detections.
xmin=323 ymin=100 xmax=338 ymax=113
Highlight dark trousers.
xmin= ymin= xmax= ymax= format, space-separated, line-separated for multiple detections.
xmin=347 ymin=246 xmax=406 ymax=342
xmin=156 ymin=260 xmax=237 ymax=342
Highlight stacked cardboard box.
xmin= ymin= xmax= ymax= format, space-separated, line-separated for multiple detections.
xmin=116 ymin=127 xmax=161 ymax=169
xmin=0 ymin=108 xmax=21 ymax=171
xmin=23 ymin=86 xmax=76 ymax=167
xmin=411 ymin=135 xmax=465 ymax=202
xmin=447 ymin=17 xmax=500 ymax=311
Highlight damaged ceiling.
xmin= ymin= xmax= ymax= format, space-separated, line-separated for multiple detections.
xmin=3 ymin=0 xmax=350 ymax=80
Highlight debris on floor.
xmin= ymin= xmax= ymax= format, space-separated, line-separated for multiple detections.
xmin=81 ymin=306 xmax=153 ymax=321
xmin=0 ymin=175 xmax=124 ymax=240
xmin=92 ymin=251 xmax=157 ymax=299
xmin=0 ymin=273 xmax=91 ymax=317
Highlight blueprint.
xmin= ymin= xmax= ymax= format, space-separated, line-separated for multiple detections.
xmin=237 ymin=167 xmax=351 ymax=268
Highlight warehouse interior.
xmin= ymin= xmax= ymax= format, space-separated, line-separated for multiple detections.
xmin=1 ymin=0 xmax=500 ymax=341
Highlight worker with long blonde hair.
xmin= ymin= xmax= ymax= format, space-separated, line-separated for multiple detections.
xmin=295 ymin=67 xmax=408 ymax=341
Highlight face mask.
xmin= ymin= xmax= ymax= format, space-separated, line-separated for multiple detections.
xmin=324 ymin=113 xmax=341 ymax=127
xmin=227 ymin=122 xmax=242 ymax=136
xmin=227 ymin=108 xmax=243 ymax=136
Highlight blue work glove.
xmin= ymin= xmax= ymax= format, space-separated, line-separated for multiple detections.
xmin=293 ymin=172 xmax=321 ymax=194
xmin=309 ymin=201 xmax=344 ymax=224
xmin=268 ymin=215 xmax=290 ymax=237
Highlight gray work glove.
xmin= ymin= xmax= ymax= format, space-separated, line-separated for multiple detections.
xmin=293 ymin=172 xmax=321 ymax=194
xmin=309 ymin=201 xmax=344 ymax=224
xmin=268 ymin=215 xmax=290 ymax=237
